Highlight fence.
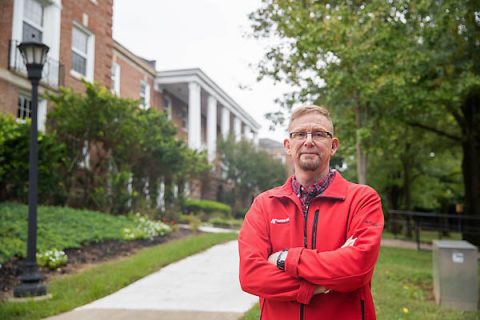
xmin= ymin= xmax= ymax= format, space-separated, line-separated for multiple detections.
xmin=387 ymin=210 xmax=480 ymax=250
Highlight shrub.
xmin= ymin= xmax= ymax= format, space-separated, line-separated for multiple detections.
xmin=209 ymin=217 xmax=243 ymax=229
xmin=37 ymin=249 xmax=68 ymax=270
xmin=122 ymin=213 xmax=172 ymax=240
xmin=179 ymin=214 xmax=202 ymax=233
xmin=183 ymin=198 xmax=231 ymax=216
xmin=0 ymin=114 xmax=66 ymax=204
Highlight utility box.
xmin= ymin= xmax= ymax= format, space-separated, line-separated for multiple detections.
xmin=433 ymin=240 xmax=478 ymax=311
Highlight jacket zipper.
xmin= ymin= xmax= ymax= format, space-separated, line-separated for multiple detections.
xmin=300 ymin=204 xmax=311 ymax=320
xmin=360 ymin=300 xmax=365 ymax=320
xmin=311 ymin=209 xmax=319 ymax=249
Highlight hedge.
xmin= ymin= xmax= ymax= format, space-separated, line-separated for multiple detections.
xmin=183 ymin=198 xmax=231 ymax=216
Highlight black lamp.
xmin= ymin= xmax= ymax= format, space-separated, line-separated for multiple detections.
xmin=13 ymin=41 xmax=49 ymax=298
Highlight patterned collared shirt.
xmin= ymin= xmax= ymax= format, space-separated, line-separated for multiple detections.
xmin=292 ymin=170 xmax=336 ymax=212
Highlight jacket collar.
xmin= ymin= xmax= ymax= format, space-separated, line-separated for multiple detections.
xmin=270 ymin=171 xmax=347 ymax=201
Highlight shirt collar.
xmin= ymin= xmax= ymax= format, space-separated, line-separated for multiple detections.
xmin=291 ymin=170 xmax=336 ymax=208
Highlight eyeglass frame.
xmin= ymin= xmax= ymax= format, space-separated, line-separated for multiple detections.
xmin=289 ymin=130 xmax=333 ymax=141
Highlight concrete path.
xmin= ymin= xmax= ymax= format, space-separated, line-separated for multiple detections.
xmin=46 ymin=240 xmax=258 ymax=320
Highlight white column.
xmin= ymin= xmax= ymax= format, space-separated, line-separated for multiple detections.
xmin=253 ymin=131 xmax=259 ymax=145
xmin=234 ymin=117 xmax=242 ymax=142
xmin=38 ymin=100 xmax=47 ymax=133
xmin=221 ymin=107 xmax=230 ymax=139
xmin=207 ymin=96 xmax=217 ymax=163
xmin=188 ymin=82 xmax=202 ymax=150
xmin=244 ymin=126 xmax=253 ymax=140
xmin=157 ymin=179 xmax=165 ymax=211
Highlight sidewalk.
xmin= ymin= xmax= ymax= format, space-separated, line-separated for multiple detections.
xmin=46 ymin=238 xmax=257 ymax=320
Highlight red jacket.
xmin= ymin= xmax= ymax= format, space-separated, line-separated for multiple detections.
xmin=238 ymin=173 xmax=384 ymax=320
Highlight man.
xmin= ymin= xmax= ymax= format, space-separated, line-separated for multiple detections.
xmin=238 ymin=105 xmax=384 ymax=320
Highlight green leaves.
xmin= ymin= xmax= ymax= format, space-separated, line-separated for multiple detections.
xmin=249 ymin=0 xmax=475 ymax=214
xmin=218 ymin=135 xmax=287 ymax=213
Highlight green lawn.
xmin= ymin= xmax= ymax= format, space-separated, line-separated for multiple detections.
xmin=0 ymin=232 xmax=237 ymax=320
xmin=241 ymin=246 xmax=479 ymax=319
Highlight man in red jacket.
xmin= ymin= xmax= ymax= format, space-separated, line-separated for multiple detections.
xmin=238 ymin=105 xmax=384 ymax=320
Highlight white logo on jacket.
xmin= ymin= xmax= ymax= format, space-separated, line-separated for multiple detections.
xmin=270 ymin=217 xmax=290 ymax=224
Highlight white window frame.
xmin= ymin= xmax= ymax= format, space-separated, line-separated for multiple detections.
xmin=16 ymin=93 xmax=47 ymax=133
xmin=111 ymin=61 xmax=121 ymax=95
xmin=139 ymin=81 xmax=150 ymax=109
xmin=16 ymin=94 xmax=32 ymax=122
xmin=70 ymin=22 xmax=95 ymax=82
xmin=11 ymin=0 xmax=62 ymax=69
xmin=22 ymin=0 xmax=44 ymax=42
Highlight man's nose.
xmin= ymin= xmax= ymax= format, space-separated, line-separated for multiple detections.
xmin=303 ymin=133 xmax=315 ymax=145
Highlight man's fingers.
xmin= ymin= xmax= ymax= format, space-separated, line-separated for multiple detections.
xmin=341 ymin=236 xmax=357 ymax=248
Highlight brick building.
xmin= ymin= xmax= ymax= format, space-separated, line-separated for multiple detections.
xmin=0 ymin=0 xmax=260 ymax=202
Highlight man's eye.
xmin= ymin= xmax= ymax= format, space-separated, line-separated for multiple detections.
xmin=313 ymin=132 xmax=326 ymax=138
xmin=297 ymin=132 xmax=307 ymax=138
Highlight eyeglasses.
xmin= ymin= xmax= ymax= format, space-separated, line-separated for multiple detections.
xmin=289 ymin=130 xmax=333 ymax=141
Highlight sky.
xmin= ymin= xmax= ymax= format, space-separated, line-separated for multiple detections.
xmin=112 ymin=0 xmax=290 ymax=143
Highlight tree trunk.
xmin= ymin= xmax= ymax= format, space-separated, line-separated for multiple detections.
xmin=461 ymin=90 xmax=480 ymax=246
xmin=355 ymin=101 xmax=368 ymax=185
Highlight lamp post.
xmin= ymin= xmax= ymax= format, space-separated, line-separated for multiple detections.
xmin=13 ymin=41 xmax=49 ymax=298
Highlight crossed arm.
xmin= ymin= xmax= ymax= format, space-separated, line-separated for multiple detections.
xmin=266 ymin=236 xmax=357 ymax=294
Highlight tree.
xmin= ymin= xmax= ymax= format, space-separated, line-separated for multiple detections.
xmin=46 ymin=82 xmax=210 ymax=216
xmin=249 ymin=0 xmax=479 ymax=244
xmin=218 ymin=135 xmax=287 ymax=213
xmin=47 ymin=82 xmax=140 ymax=210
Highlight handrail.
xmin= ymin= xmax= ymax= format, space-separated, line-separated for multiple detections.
xmin=8 ymin=39 xmax=64 ymax=88
xmin=387 ymin=209 xmax=480 ymax=250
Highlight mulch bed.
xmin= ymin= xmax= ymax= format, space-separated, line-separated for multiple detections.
xmin=0 ymin=228 xmax=193 ymax=301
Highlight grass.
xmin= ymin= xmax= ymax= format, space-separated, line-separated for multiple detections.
xmin=0 ymin=232 xmax=237 ymax=320
xmin=240 ymin=246 xmax=480 ymax=320
xmin=0 ymin=202 xmax=143 ymax=263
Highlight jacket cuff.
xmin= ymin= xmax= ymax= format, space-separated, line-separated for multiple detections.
xmin=297 ymin=280 xmax=315 ymax=304
xmin=285 ymin=247 xmax=303 ymax=278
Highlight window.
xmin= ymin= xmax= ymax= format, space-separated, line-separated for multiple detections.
xmin=111 ymin=62 xmax=120 ymax=95
xmin=16 ymin=94 xmax=47 ymax=132
xmin=139 ymin=81 xmax=150 ymax=109
xmin=72 ymin=26 xmax=88 ymax=76
xmin=17 ymin=95 xmax=32 ymax=120
xmin=163 ymin=96 xmax=172 ymax=119
xmin=22 ymin=0 xmax=44 ymax=42
xmin=71 ymin=24 xmax=94 ymax=81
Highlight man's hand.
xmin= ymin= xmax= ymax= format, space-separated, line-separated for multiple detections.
xmin=268 ymin=250 xmax=286 ymax=265
xmin=341 ymin=235 xmax=357 ymax=248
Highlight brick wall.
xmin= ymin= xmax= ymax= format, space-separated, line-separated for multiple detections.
xmin=60 ymin=0 xmax=113 ymax=93
xmin=0 ymin=0 xmax=13 ymax=71
xmin=0 ymin=80 xmax=19 ymax=116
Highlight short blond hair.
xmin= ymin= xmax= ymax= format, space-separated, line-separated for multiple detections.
xmin=288 ymin=105 xmax=334 ymax=133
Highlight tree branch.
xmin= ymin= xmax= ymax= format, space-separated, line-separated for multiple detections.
xmin=406 ymin=121 xmax=460 ymax=141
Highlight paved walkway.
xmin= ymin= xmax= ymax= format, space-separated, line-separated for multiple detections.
xmin=46 ymin=239 xmax=257 ymax=320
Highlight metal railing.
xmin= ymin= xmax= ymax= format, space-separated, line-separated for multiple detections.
xmin=8 ymin=39 xmax=64 ymax=88
xmin=387 ymin=210 xmax=480 ymax=250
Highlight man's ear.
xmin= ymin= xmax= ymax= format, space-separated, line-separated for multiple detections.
xmin=331 ymin=138 xmax=339 ymax=156
xmin=283 ymin=138 xmax=291 ymax=156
